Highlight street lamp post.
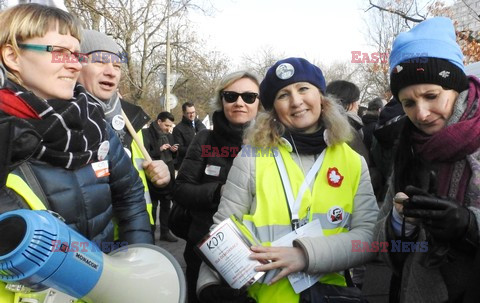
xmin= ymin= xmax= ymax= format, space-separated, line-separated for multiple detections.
xmin=165 ymin=0 xmax=171 ymax=112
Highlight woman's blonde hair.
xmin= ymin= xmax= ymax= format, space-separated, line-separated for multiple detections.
xmin=245 ymin=92 xmax=353 ymax=147
xmin=0 ymin=4 xmax=83 ymax=81
xmin=210 ymin=70 xmax=262 ymax=111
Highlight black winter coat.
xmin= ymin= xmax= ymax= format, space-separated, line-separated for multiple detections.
xmin=143 ymin=122 xmax=175 ymax=167
xmin=172 ymin=116 xmax=206 ymax=169
xmin=143 ymin=122 xmax=176 ymax=199
xmin=361 ymin=113 xmax=379 ymax=152
xmin=173 ymin=111 xmax=245 ymax=244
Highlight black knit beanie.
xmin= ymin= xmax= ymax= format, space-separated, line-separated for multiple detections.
xmin=390 ymin=57 xmax=469 ymax=98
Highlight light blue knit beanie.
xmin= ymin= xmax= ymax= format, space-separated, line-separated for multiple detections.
xmin=389 ymin=17 xmax=469 ymax=97
xmin=389 ymin=17 xmax=465 ymax=74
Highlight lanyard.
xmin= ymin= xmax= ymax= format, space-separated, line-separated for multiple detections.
xmin=274 ymin=149 xmax=326 ymax=229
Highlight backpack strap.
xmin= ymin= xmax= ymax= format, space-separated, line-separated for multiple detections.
xmin=17 ymin=162 xmax=50 ymax=209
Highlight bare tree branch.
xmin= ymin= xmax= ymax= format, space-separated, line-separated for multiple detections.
xmin=461 ymin=0 xmax=480 ymax=22
xmin=367 ymin=0 xmax=425 ymax=23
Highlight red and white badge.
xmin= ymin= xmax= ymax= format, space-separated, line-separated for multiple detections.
xmin=327 ymin=206 xmax=344 ymax=224
xmin=327 ymin=167 xmax=343 ymax=187
xmin=91 ymin=160 xmax=110 ymax=178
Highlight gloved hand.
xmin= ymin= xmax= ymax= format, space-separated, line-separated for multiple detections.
xmin=403 ymin=185 xmax=473 ymax=243
xmin=198 ymin=284 xmax=256 ymax=303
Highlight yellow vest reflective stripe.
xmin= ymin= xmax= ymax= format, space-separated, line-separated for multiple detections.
xmin=0 ymin=283 xmax=14 ymax=303
xmin=130 ymin=130 xmax=154 ymax=225
xmin=5 ymin=174 xmax=46 ymax=210
xmin=246 ymin=143 xmax=361 ymax=303
xmin=0 ymin=283 xmax=84 ymax=303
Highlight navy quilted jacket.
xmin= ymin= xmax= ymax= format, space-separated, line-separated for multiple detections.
xmin=4 ymin=125 xmax=153 ymax=246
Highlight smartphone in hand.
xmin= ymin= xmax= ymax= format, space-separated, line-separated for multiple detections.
xmin=394 ymin=193 xmax=409 ymax=205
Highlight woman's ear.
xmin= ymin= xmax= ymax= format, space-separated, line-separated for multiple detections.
xmin=319 ymin=95 xmax=325 ymax=108
xmin=1 ymin=45 xmax=21 ymax=73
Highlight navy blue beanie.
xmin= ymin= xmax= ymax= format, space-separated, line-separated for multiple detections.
xmin=389 ymin=17 xmax=468 ymax=98
xmin=260 ymin=57 xmax=326 ymax=110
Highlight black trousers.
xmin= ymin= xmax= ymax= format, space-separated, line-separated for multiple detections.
xmin=184 ymin=241 xmax=202 ymax=303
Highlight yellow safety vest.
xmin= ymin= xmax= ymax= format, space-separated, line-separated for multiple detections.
xmin=5 ymin=174 xmax=47 ymax=210
xmin=0 ymin=286 xmax=13 ymax=303
xmin=130 ymin=130 xmax=154 ymax=225
xmin=245 ymin=143 xmax=361 ymax=303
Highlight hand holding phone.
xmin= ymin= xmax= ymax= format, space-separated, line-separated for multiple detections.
xmin=394 ymin=192 xmax=408 ymax=203
xmin=393 ymin=192 xmax=408 ymax=217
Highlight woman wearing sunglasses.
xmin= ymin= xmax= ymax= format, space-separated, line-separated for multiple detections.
xmin=174 ymin=70 xmax=261 ymax=303
xmin=197 ymin=58 xmax=378 ymax=303
xmin=0 ymin=3 xmax=152 ymax=294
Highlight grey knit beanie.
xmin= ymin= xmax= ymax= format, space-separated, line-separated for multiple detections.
xmin=80 ymin=29 xmax=121 ymax=55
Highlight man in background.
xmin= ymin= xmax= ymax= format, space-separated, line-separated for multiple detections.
xmin=143 ymin=112 xmax=178 ymax=242
xmin=362 ymin=97 xmax=385 ymax=152
xmin=172 ymin=102 xmax=206 ymax=170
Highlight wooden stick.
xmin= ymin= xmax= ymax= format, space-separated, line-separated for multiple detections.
xmin=121 ymin=110 xmax=152 ymax=162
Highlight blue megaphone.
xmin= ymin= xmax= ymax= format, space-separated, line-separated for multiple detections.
xmin=0 ymin=209 xmax=186 ymax=302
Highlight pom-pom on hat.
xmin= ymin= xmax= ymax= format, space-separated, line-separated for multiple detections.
xmin=259 ymin=57 xmax=326 ymax=110
xmin=389 ymin=17 xmax=468 ymax=98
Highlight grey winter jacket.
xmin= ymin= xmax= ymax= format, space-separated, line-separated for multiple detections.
xmin=172 ymin=116 xmax=206 ymax=169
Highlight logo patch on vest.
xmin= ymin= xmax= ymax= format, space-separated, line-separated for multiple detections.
xmin=328 ymin=206 xmax=344 ymax=224
xmin=327 ymin=167 xmax=343 ymax=187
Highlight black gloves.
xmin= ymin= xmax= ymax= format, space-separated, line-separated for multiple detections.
xmin=199 ymin=284 xmax=256 ymax=303
xmin=403 ymin=186 xmax=477 ymax=245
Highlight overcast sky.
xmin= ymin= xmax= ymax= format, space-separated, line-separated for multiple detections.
xmin=191 ymin=0 xmax=372 ymax=68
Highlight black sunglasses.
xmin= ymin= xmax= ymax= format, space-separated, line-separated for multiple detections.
xmin=222 ymin=91 xmax=258 ymax=104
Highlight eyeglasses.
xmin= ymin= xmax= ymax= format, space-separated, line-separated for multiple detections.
xmin=18 ymin=44 xmax=88 ymax=64
xmin=222 ymin=91 xmax=258 ymax=104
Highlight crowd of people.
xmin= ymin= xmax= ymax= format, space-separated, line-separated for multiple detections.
xmin=0 ymin=3 xmax=479 ymax=303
